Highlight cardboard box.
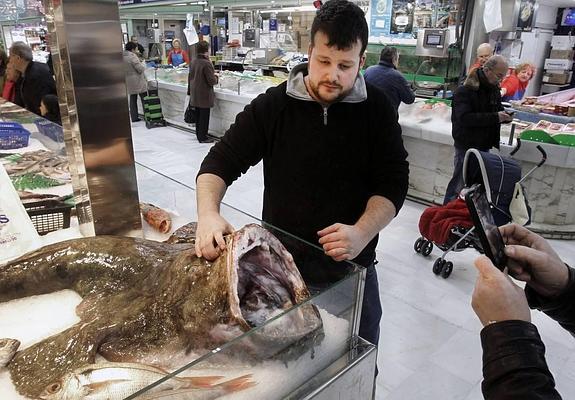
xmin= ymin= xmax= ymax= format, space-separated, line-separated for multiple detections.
xmin=551 ymin=35 xmax=575 ymax=50
xmin=550 ymin=49 xmax=574 ymax=60
xmin=544 ymin=58 xmax=573 ymax=70
xmin=542 ymin=71 xmax=571 ymax=85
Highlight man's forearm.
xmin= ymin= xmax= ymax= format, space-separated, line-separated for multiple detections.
xmin=196 ymin=173 xmax=227 ymax=215
xmin=355 ymin=195 xmax=397 ymax=241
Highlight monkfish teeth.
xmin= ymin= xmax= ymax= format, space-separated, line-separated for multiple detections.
xmin=0 ymin=338 xmax=20 ymax=367
xmin=39 ymin=361 xmax=226 ymax=400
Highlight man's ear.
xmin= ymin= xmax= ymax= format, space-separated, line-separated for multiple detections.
xmin=359 ymin=54 xmax=366 ymax=69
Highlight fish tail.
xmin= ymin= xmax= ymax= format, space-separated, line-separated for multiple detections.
xmin=181 ymin=375 xmax=224 ymax=388
xmin=217 ymin=374 xmax=256 ymax=393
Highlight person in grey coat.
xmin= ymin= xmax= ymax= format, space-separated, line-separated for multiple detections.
xmin=123 ymin=42 xmax=148 ymax=122
xmin=364 ymin=46 xmax=415 ymax=111
xmin=187 ymin=40 xmax=218 ymax=143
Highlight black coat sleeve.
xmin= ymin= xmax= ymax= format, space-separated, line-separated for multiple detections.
xmin=197 ymin=87 xmax=279 ymax=185
xmin=480 ymin=320 xmax=561 ymax=400
xmin=526 ymin=265 xmax=575 ymax=336
xmin=368 ymin=88 xmax=409 ymax=215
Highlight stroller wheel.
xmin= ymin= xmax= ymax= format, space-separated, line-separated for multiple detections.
xmin=441 ymin=262 xmax=453 ymax=279
xmin=414 ymin=237 xmax=424 ymax=253
xmin=422 ymin=241 xmax=433 ymax=257
xmin=432 ymin=258 xmax=444 ymax=275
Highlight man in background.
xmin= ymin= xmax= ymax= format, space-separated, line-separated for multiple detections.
xmin=469 ymin=43 xmax=493 ymax=72
xmin=364 ymin=45 xmax=415 ymax=111
xmin=9 ymin=41 xmax=56 ymax=117
xmin=131 ymin=36 xmax=146 ymax=59
xmin=444 ymin=55 xmax=512 ymax=204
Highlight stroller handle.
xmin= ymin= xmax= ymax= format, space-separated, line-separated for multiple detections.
xmin=536 ymin=145 xmax=547 ymax=167
xmin=509 ymin=137 xmax=521 ymax=156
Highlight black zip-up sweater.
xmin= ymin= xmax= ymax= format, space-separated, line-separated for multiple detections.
xmin=198 ymin=64 xmax=409 ymax=283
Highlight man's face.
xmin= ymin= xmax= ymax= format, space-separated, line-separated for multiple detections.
xmin=131 ymin=37 xmax=138 ymax=44
xmin=306 ymin=31 xmax=365 ymax=105
xmin=477 ymin=48 xmax=492 ymax=66
xmin=484 ymin=62 xmax=508 ymax=86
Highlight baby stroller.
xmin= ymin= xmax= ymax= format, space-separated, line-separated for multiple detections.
xmin=413 ymin=141 xmax=547 ymax=278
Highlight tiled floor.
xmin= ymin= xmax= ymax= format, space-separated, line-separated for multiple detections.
xmin=131 ymin=121 xmax=575 ymax=399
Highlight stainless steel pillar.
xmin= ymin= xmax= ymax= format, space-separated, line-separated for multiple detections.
xmin=44 ymin=0 xmax=142 ymax=236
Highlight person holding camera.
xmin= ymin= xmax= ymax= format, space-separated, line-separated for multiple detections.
xmin=472 ymin=223 xmax=572 ymax=399
xmin=444 ymin=55 xmax=513 ymax=204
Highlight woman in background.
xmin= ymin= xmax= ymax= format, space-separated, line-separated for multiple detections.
xmin=167 ymin=39 xmax=189 ymax=67
xmin=188 ymin=40 xmax=218 ymax=143
xmin=123 ymin=42 xmax=148 ymax=123
xmin=501 ymin=63 xmax=535 ymax=102
xmin=1 ymin=63 xmax=20 ymax=102
xmin=0 ymin=48 xmax=7 ymax=94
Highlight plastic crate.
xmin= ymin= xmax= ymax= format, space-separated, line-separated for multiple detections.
xmin=24 ymin=199 xmax=73 ymax=235
xmin=0 ymin=123 xmax=31 ymax=150
xmin=34 ymin=119 xmax=64 ymax=142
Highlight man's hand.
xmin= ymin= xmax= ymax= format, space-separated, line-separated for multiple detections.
xmin=498 ymin=111 xmax=513 ymax=123
xmin=472 ymin=256 xmax=531 ymax=327
xmin=500 ymin=224 xmax=569 ymax=298
xmin=318 ymin=223 xmax=371 ymax=262
xmin=195 ymin=212 xmax=234 ymax=261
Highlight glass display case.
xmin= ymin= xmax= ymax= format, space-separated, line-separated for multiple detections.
xmin=0 ymin=161 xmax=376 ymax=399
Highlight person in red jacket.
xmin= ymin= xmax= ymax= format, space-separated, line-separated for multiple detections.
xmin=1 ymin=63 xmax=20 ymax=102
xmin=167 ymin=39 xmax=189 ymax=67
xmin=500 ymin=63 xmax=535 ymax=102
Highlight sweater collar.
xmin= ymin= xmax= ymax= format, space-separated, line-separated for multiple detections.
xmin=286 ymin=62 xmax=367 ymax=104
xmin=378 ymin=60 xmax=395 ymax=69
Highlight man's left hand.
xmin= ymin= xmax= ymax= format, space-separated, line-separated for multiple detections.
xmin=318 ymin=223 xmax=371 ymax=262
xmin=472 ymin=256 xmax=531 ymax=327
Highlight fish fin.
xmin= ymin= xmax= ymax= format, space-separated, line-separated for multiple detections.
xmin=85 ymin=379 xmax=132 ymax=393
xmin=180 ymin=375 xmax=224 ymax=388
xmin=217 ymin=374 xmax=256 ymax=393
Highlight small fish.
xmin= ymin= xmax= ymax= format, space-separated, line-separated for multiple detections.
xmin=138 ymin=374 xmax=256 ymax=400
xmin=39 ymin=362 xmax=225 ymax=400
xmin=140 ymin=202 xmax=172 ymax=233
xmin=0 ymin=338 xmax=20 ymax=367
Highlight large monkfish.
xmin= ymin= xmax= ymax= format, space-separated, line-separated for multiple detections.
xmin=0 ymin=223 xmax=323 ymax=398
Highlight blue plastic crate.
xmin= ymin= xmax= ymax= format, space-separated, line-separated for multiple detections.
xmin=0 ymin=125 xmax=30 ymax=150
xmin=34 ymin=119 xmax=64 ymax=142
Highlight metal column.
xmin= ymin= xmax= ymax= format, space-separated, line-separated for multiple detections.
xmin=44 ymin=0 xmax=142 ymax=236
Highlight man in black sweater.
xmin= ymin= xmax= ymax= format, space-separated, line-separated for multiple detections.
xmin=195 ymin=0 xmax=409 ymax=349
xmin=9 ymin=41 xmax=56 ymax=117
xmin=443 ymin=55 xmax=513 ymax=204
xmin=472 ymin=224 xmax=573 ymax=399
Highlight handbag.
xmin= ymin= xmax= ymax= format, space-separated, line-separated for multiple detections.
xmin=184 ymin=103 xmax=196 ymax=124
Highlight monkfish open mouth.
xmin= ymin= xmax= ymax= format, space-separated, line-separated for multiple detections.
xmin=229 ymin=225 xmax=322 ymax=340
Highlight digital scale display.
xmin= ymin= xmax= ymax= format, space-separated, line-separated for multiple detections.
xmin=426 ymin=35 xmax=441 ymax=46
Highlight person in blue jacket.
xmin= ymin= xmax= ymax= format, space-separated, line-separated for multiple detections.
xmin=364 ymin=45 xmax=415 ymax=110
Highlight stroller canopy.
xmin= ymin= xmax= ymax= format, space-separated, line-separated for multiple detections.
xmin=463 ymin=149 xmax=522 ymax=226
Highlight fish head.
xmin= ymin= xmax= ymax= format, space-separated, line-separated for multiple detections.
xmin=225 ymin=224 xmax=324 ymax=359
xmin=39 ymin=372 xmax=84 ymax=400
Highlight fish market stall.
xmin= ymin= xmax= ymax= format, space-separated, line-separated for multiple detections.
xmin=0 ymin=162 xmax=376 ymax=399
xmin=143 ymin=68 xmax=283 ymax=137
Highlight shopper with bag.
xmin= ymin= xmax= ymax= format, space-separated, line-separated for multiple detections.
xmin=123 ymin=42 xmax=148 ymax=123
xmin=187 ymin=40 xmax=218 ymax=143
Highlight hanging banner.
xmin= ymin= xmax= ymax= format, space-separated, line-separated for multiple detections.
xmin=369 ymin=0 xmax=393 ymax=38
xmin=484 ymin=0 xmax=503 ymax=33
xmin=184 ymin=13 xmax=199 ymax=45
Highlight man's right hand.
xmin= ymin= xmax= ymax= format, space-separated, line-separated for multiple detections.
xmin=500 ymin=224 xmax=569 ymax=298
xmin=195 ymin=212 xmax=234 ymax=260
xmin=498 ymin=111 xmax=513 ymax=123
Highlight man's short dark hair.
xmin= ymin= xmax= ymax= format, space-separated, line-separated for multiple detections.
xmin=311 ymin=0 xmax=368 ymax=56
xmin=196 ymin=40 xmax=209 ymax=54
xmin=125 ymin=42 xmax=137 ymax=52
xmin=380 ymin=46 xmax=398 ymax=64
